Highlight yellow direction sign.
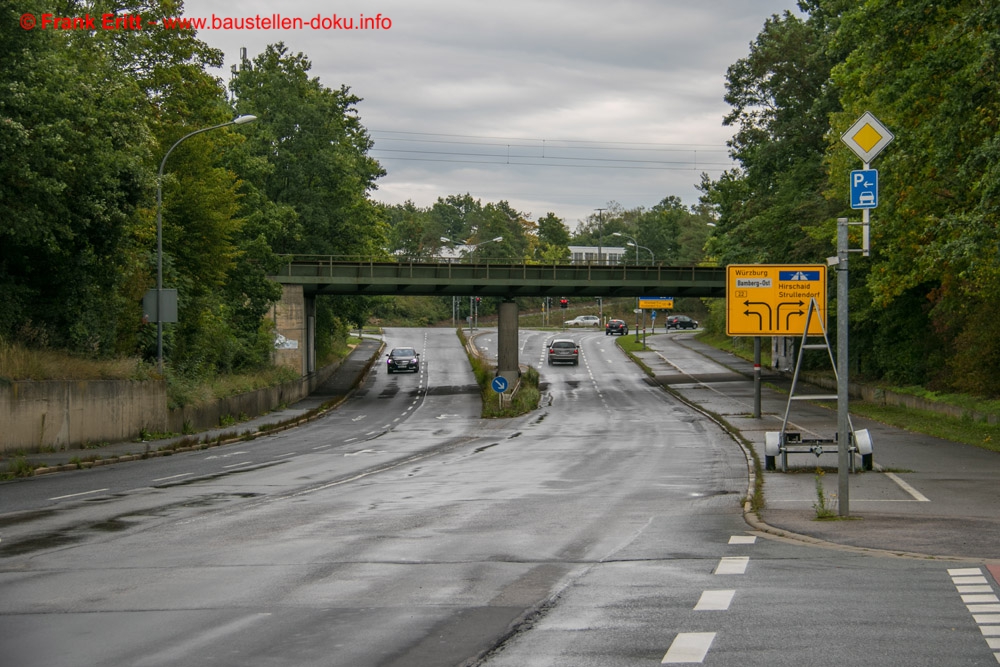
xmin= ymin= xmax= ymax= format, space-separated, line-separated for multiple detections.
xmin=638 ymin=297 xmax=674 ymax=309
xmin=726 ymin=265 xmax=827 ymax=336
xmin=841 ymin=111 xmax=894 ymax=164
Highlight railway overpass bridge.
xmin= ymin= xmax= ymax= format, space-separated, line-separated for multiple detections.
xmin=267 ymin=256 xmax=726 ymax=383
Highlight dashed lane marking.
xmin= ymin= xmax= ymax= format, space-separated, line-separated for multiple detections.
xmin=152 ymin=473 xmax=193 ymax=482
xmin=694 ymin=590 xmax=735 ymax=611
xmin=714 ymin=556 xmax=749 ymax=575
xmin=728 ymin=535 xmax=756 ymax=544
xmin=49 ymin=488 xmax=109 ymax=501
xmin=661 ymin=632 xmax=716 ymax=664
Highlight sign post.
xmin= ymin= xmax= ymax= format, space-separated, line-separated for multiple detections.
xmin=835 ymin=111 xmax=893 ymax=516
xmin=491 ymin=376 xmax=509 ymax=410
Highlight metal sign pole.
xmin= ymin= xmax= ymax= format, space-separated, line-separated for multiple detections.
xmin=837 ymin=218 xmax=850 ymax=516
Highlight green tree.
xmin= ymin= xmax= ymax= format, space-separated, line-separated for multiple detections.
xmin=230 ymin=43 xmax=388 ymax=258
xmin=0 ymin=2 xmax=151 ymax=353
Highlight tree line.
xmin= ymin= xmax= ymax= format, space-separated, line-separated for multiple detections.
xmin=1 ymin=0 xmax=387 ymax=379
xmin=701 ymin=0 xmax=1000 ymax=396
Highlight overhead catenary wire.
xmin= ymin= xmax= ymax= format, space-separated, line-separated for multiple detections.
xmin=368 ymin=129 xmax=736 ymax=172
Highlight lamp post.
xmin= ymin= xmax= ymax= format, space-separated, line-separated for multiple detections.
xmin=626 ymin=241 xmax=654 ymax=263
xmin=594 ymin=208 xmax=605 ymax=264
xmin=440 ymin=236 xmax=502 ymax=333
xmin=612 ymin=232 xmax=639 ymax=265
xmin=156 ymin=114 xmax=257 ymax=373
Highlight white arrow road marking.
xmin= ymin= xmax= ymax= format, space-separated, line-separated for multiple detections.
xmin=351 ymin=415 xmax=367 ymax=422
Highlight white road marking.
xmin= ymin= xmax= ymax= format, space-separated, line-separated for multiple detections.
xmin=949 ymin=568 xmax=1000 ymax=658
xmin=312 ymin=445 xmax=332 ymax=451
xmin=728 ymin=535 xmax=756 ymax=544
xmin=351 ymin=415 xmax=367 ymax=422
xmin=222 ymin=461 xmax=255 ymax=469
xmin=885 ymin=472 xmax=930 ymax=501
xmin=714 ymin=556 xmax=749 ymax=575
xmin=662 ymin=632 xmax=716 ymax=664
xmin=950 ymin=568 xmax=983 ymax=576
xmin=694 ymin=590 xmax=735 ymax=611
xmin=152 ymin=473 xmax=193 ymax=482
xmin=973 ymin=614 xmax=1000 ymax=624
xmin=344 ymin=437 xmax=357 ymax=443
xmin=964 ymin=595 xmax=1000 ymax=604
xmin=50 ymin=488 xmax=109 ymax=501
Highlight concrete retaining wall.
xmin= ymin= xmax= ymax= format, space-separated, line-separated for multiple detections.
xmin=1 ymin=380 xmax=168 ymax=453
xmin=1 ymin=361 xmax=342 ymax=455
xmin=166 ymin=362 xmax=339 ymax=434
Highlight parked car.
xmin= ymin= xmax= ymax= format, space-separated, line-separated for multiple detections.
xmin=605 ymin=319 xmax=628 ymax=336
xmin=565 ymin=315 xmax=600 ymax=327
xmin=666 ymin=315 xmax=699 ymax=330
xmin=547 ymin=339 xmax=580 ymax=365
xmin=386 ymin=347 xmax=420 ymax=373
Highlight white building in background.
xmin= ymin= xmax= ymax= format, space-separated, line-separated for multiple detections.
xmin=568 ymin=245 xmax=626 ymax=265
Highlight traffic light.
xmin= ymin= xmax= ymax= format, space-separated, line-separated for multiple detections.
xmin=475 ymin=297 xmax=481 ymax=303
xmin=559 ymin=298 xmax=568 ymax=309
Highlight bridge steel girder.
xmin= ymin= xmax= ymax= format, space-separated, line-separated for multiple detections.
xmin=270 ymin=260 xmax=726 ymax=298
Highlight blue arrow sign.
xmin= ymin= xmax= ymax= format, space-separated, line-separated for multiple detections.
xmin=491 ymin=376 xmax=509 ymax=393
xmin=850 ymin=168 xmax=878 ymax=209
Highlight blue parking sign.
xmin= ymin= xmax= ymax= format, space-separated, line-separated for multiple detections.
xmin=850 ymin=169 xmax=878 ymax=209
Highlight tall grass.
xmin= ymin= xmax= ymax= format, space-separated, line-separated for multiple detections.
xmin=0 ymin=339 xmax=153 ymax=381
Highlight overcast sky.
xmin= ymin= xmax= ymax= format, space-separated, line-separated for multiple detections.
xmin=184 ymin=0 xmax=801 ymax=228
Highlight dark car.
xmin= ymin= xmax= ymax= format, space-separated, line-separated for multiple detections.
xmin=605 ymin=319 xmax=628 ymax=336
xmin=666 ymin=315 xmax=699 ymax=330
xmin=547 ymin=339 xmax=579 ymax=365
xmin=386 ymin=347 xmax=420 ymax=373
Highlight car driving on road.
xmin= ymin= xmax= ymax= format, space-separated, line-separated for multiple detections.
xmin=666 ymin=315 xmax=699 ymax=330
xmin=565 ymin=315 xmax=600 ymax=327
xmin=547 ymin=339 xmax=580 ymax=365
xmin=386 ymin=347 xmax=420 ymax=373
xmin=605 ymin=319 xmax=628 ymax=336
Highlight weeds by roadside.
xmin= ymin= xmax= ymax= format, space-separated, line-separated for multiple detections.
xmin=458 ymin=328 xmax=540 ymax=418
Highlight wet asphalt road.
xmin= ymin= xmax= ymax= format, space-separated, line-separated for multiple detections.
xmin=1 ymin=328 xmax=999 ymax=665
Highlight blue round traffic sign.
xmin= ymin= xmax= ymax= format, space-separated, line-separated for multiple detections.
xmin=491 ymin=376 xmax=509 ymax=393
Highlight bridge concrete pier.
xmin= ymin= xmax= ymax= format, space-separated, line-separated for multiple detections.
xmin=271 ymin=285 xmax=315 ymax=376
xmin=496 ymin=299 xmax=520 ymax=385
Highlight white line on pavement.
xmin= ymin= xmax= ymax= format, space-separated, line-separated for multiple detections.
xmin=152 ymin=473 xmax=193 ymax=482
xmin=885 ymin=472 xmax=930 ymax=501
xmin=50 ymin=488 xmax=109 ymax=501
xmin=662 ymin=632 xmax=716 ymax=664
xmin=714 ymin=556 xmax=749 ymax=575
xmin=694 ymin=590 xmax=735 ymax=611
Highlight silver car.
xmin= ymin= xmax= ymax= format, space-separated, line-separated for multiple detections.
xmin=547 ymin=339 xmax=580 ymax=366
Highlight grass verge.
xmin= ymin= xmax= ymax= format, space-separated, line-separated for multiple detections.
xmin=458 ymin=328 xmax=540 ymax=418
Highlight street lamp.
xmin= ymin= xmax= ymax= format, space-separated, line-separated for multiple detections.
xmin=612 ymin=231 xmax=639 ymax=265
xmin=595 ymin=208 xmax=605 ymax=264
xmin=156 ymin=114 xmax=257 ymax=373
xmin=626 ymin=241 xmax=655 ymax=263
xmin=439 ymin=236 xmax=502 ymax=333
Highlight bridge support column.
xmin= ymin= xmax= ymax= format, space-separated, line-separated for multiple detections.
xmin=272 ymin=284 xmax=308 ymax=376
xmin=496 ymin=299 xmax=520 ymax=385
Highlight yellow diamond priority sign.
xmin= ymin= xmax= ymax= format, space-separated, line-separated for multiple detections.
xmin=726 ymin=265 xmax=827 ymax=336
xmin=841 ymin=111 xmax=894 ymax=164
